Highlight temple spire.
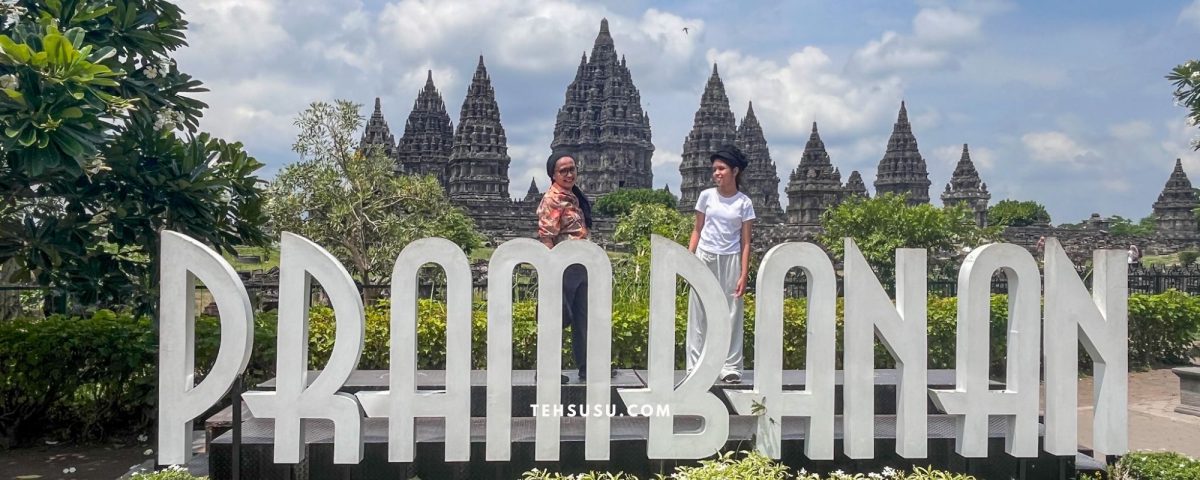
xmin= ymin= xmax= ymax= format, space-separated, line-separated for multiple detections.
xmin=448 ymin=55 xmax=510 ymax=202
xmin=737 ymin=101 xmax=784 ymax=223
xmin=786 ymin=121 xmax=843 ymax=225
xmin=550 ymin=18 xmax=654 ymax=197
xmin=678 ymin=62 xmax=737 ymax=210
xmin=844 ymin=170 xmax=869 ymax=199
xmin=396 ymin=71 xmax=454 ymax=187
xmin=941 ymin=143 xmax=990 ymax=226
xmin=359 ymin=97 xmax=396 ymax=161
xmin=873 ymin=100 xmax=931 ymax=204
xmin=1152 ymin=158 xmax=1200 ymax=238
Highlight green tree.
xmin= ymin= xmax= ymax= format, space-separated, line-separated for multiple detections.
xmin=594 ymin=188 xmax=677 ymax=217
xmin=611 ymin=203 xmax=692 ymax=303
xmin=819 ymin=194 xmax=994 ymax=283
xmin=1108 ymin=215 xmax=1156 ymax=237
xmin=1169 ymin=59 xmax=1200 ymax=150
xmin=987 ymin=199 xmax=1051 ymax=227
xmin=0 ymin=1 xmax=269 ymax=311
xmin=267 ymin=100 xmax=482 ymax=286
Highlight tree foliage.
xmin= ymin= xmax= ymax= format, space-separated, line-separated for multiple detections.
xmin=986 ymin=199 xmax=1051 ymax=227
xmin=1107 ymin=214 xmax=1156 ymax=237
xmin=594 ymin=188 xmax=677 ymax=217
xmin=819 ymin=194 xmax=995 ymax=282
xmin=0 ymin=1 xmax=269 ymax=311
xmin=1169 ymin=59 xmax=1200 ymax=150
xmin=267 ymin=100 xmax=483 ymax=285
xmin=611 ymin=203 xmax=692 ymax=303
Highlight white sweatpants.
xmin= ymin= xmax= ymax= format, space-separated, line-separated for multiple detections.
xmin=685 ymin=248 xmax=744 ymax=374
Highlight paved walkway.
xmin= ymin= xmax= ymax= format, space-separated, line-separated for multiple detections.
xmin=1077 ymin=367 xmax=1200 ymax=458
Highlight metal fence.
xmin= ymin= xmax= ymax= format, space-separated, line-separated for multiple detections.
xmin=4 ymin=264 xmax=1200 ymax=319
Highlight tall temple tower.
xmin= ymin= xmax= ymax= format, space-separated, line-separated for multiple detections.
xmin=447 ymin=56 xmax=511 ymax=202
xmin=396 ymin=71 xmax=455 ymax=189
xmin=550 ymin=19 xmax=655 ymax=197
xmin=736 ymin=102 xmax=784 ymax=223
xmin=1152 ymin=158 xmax=1200 ymax=237
xmin=359 ymin=98 xmax=396 ymax=159
xmin=874 ymin=101 xmax=931 ymax=205
xmin=785 ymin=122 xmax=843 ymax=225
xmin=678 ymin=64 xmax=738 ymax=211
xmin=940 ymin=144 xmax=991 ymax=226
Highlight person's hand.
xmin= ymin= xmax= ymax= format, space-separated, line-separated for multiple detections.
xmin=733 ymin=276 xmax=747 ymax=298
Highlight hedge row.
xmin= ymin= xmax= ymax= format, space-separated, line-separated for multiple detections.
xmin=1 ymin=291 xmax=1197 ymax=446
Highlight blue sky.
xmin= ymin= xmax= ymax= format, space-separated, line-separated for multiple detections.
xmin=173 ymin=0 xmax=1200 ymax=223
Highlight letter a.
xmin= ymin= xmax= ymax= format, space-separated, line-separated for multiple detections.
xmin=930 ymin=244 xmax=1041 ymax=458
xmin=727 ymin=242 xmax=836 ymax=460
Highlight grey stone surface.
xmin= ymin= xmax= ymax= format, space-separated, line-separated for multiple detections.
xmin=550 ymin=18 xmax=655 ymax=198
xmin=874 ymin=101 xmax=932 ymax=205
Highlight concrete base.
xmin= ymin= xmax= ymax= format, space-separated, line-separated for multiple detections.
xmin=1173 ymin=366 xmax=1200 ymax=417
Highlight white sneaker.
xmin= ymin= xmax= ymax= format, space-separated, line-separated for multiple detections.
xmin=721 ymin=371 xmax=742 ymax=384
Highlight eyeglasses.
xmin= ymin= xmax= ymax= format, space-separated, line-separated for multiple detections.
xmin=556 ymin=167 xmax=577 ymax=176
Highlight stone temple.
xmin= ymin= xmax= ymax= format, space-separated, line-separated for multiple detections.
xmin=550 ymin=18 xmax=655 ymax=198
xmin=358 ymin=19 xmax=1200 ymax=255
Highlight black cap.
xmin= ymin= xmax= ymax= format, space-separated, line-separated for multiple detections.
xmin=710 ymin=145 xmax=747 ymax=170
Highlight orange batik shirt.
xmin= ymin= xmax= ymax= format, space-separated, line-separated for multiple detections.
xmin=537 ymin=182 xmax=589 ymax=245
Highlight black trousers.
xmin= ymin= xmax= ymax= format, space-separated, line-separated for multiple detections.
xmin=562 ymin=264 xmax=588 ymax=375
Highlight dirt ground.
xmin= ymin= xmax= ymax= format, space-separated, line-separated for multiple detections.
xmin=0 ymin=442 xmax=150 ymax=480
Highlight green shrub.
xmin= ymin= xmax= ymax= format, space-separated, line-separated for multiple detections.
xmin=521 ymin=451 xmax=978 ymax=479
xmin=1127 ymin=290 xmax=1200 ymax=367
xmin=1178 ymin=250 xmax=1199 ymax=266
xmin=0 ymin=310 xmax=278 ymax=447
xmin=130 ymin=465 xmax=208 ymax=479
xmin=595 ymin=188 xmax=677 ymax=217
xmin=1111 ymin=451 xmax=1200 ymax=479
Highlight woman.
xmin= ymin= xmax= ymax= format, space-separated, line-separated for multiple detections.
xmin=686 ymin=145 xmax=755 ymax=383
xmin=537 ymin=151 xmax=593 ymax=382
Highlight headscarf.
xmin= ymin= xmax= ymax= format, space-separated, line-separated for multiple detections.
xmin=546 ymin=151 xmax=593 ymax=229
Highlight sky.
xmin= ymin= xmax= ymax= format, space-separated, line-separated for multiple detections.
xmin=171 ymin=0 xmax=1200 ymax=224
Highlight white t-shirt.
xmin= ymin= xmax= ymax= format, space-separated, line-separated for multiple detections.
xmin=695 ymin=188 xmax=756 ymax=255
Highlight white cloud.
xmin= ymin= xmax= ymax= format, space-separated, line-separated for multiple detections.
xmin=707 ymin=47 xmax=905 ymax=140
xmin=652 ymin=147 xmax=681 ymax=167
xmin=913 ymin=8 xmax=982 ymax=45
xmin=1108 ymin=120 xmax=1154 ymax=142
xmin=1161 ymin=118 xmax=1200 ymax=172
xmin=847 ymin=5 xmax=998 ymax=75
xmin=1180 ymin=0 xmax=1200 ymax=29
xmin=1021 ymin=131 xmax=1090 ymax=166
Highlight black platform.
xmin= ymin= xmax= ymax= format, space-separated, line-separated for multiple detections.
xmin=206 ymin=369 xmax=1095 ymax=480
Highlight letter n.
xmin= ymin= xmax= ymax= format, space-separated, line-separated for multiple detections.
xmin=1043 ymin=238 xmax=1127 ymax=456
xmin=843 ymin=239 xmax=928 ymax=459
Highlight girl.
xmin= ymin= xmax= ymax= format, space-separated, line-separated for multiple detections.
xmin=686 ymin=145 xmax=755 ymax=383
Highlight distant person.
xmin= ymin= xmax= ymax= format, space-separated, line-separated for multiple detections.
xmin=686 ymin=145 xmax=755 ymax=384
xmin=1128 ymin=244 xmax=1142 ymax=268
xmin=537 ymin=151 xmax=592 ymax=383
xmin=1035 ymin=236 xmax=1046 ymax=256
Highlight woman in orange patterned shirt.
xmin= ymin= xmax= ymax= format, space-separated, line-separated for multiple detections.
xmin=538 ymin=151 xmax=593 ymax=382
